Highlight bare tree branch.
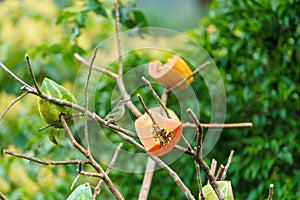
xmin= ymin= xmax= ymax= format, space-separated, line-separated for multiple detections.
xmin=195 ymin=162 xmax=204 ymax=200
xmin=210 ymin=159 xmax=217 ymax=177
xmin=79 ymin=170 xmax=103 ymax=178
xmin=221 ymin=150 xmax=234 ymax=181
xmin=84 ymin=47 xmax=99 ymax=154
xmin=3 ymin=149 xmax=90 ymax=165
xmin=183 ymin=122 xmax=253 ymax=129
xmin=137 ymin=93 xmax=158 ymax=125
xmin=0 ymin=62 xmax=32 ymax=89
xmin=180 ymin=135 xmax=194 ymax=153
xmin=0 ymin=192 xmax=7 ymax=200
xmin=60 ymin=114 xmax=89 ymax=157
xmin=141 ymin=76 xmax=170 ymax=118
xmin=71 ymin=174 xmax=81 ymax=190
xmin=0 ymin=92 xmax=28 ymax=122
xmin=161 ymin=87 xmax=168 ymax=106
xmin=112 ymin=0 xmax=142 ymax=117
xmin=25 ymin=54 xmax=42 ymax=94
xmin=138 ymin=157 xmax=156 ymax=200
xmin=174 ymin=145 xmax=194 ymax=156
xmin=187 ymin=109 xmax=203 ymax=158
xmin=92 ymin=143 xmax=123 ymax=199
xmin=187 ymin=108 xmax=225 ymax=200
xmin=168 ymin=61 xmax=211 ymax=91
xmin=215 ymin=164 xmax=224 ymax=181
xmin=73 ymin=53 xmax=118 ymax=79
xmin=114 ymin=0 xmax=123 ymax=77
xmin=268 ymin=183 xmax=274 ymax=200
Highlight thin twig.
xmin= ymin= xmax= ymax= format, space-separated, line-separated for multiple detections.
xmin=3 ymin=149 xmax=90 ymax=165
xmin=174 ymin=145 xmax=194 ymax=156
xmin=0 ymin=62 xmax=32 ymax=89
xmin=187 ymin=109 xmax=203 ymax=158
xmin=208 ymin=159 xmax=217 ymax=185
xmin=60 ymin=114 xmax=89 ymax=157
xmin=84 ymin=47 xmax=99 ymax=154
xmin=215 ymin=164 xmax=224 ymax=181
xmin=221 ymin=150 xmax=234 ymax=181
xmin=71 ymin=174 xmax=81 ymax=190
xmin=169 ymin=61 xmax=211 ymax=91
xmin=180 ymin=135 xmax=194 ymax=153
xmin=268 ymin=184 xmax=274 ymax=200
xmin=187 ymin=109 xmax=224 ymax=200
xmin=114 ymin=0 xmax=123 ymax=76
xmin=183 ymin=122 xmax=253 ymax=129
xmin=141 ymin=76 xmax=170 ymax=118
xmin=0 ymin=92 xmax=28 ymax=122
xmin=138 ymin=158 xmax=156 ymax=200
xmin=112 ymin=0 xmax=142 ymax=117
xmin=210 ymin=159 xmax=217 ymax=177
xmin=92 ymin=143 xmax=123 ymax=200
xmin=79 ymin=170 xmax=104 ymax=178
xmin=0 ymin=192 xmax=7 ymax=200
xmin=71 ymin=162 xmax=83 ymax=189
xmin=73 ymin=53 xmax=118 ymax=79
xmin=195 ymin=162 xmax=204 ymax=200
xmin=137 ymin=93 xmax=158 ymax=125
xmin=38 ymin=113 xmax=84 ymax=131
xmin=161 ymin=88 xmax=168 ymax=106
xmin=25 ymin=54 xmax=42 ymax=94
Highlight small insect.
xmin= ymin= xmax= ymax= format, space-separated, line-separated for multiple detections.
xmin=152 ymin=125 xmax=174 ymax=147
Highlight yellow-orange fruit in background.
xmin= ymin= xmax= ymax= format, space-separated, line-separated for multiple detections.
xmin=148 ymin=55 xmax=193 ymax=90
xmin=135 ymin=110 xmax=182 ymax=156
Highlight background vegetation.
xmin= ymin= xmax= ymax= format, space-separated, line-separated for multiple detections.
xmin=0 ymin=0 xmax=299 ymax=199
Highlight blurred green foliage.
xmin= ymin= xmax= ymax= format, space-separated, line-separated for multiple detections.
xmin=0 ymin=0 xmax=299 ymax=199
xmin=189 ymin=0 xmax=300 ymax=199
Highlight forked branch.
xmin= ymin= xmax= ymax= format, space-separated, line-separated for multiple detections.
xmin=187 ymin=108 xmax=225 ymax=200
xmin=3 ymin=149 xmax=90 ymax=165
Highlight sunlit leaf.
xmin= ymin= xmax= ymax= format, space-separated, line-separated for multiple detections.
xmin=67 ymin=183 xmax=92 ymax=200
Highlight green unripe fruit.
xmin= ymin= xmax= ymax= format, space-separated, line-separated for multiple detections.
xmin=38 ymin=78 xmax=77 ymax=128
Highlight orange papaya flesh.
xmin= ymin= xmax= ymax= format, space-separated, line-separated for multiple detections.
xmin=148 ymin=55 xmax=193 ymax=90
xmin=135 ymin=110 xmax=183 ymax=156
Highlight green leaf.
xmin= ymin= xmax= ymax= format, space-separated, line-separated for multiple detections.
xmin=38 ymin=78 xmax=77 ymax=128
xmin=84 ymin=0 xmax=107 ymax=17
xmin=48 ymin=128 xmax=59 ymax=145
xmin=67 ymin=183 xmax=92 ymax=200
xmin=202 ymin=181 xmax=234 ymax=200
xmin=114 ymin=2 xmax=148 ymax=29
